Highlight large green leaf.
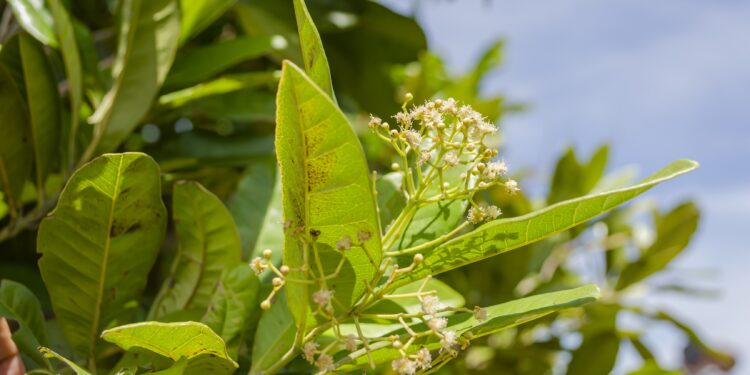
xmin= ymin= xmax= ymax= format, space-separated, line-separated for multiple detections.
xmin=396 ymin=160 xmax=698 ymax=285
xmin=0 ymin=280 xmax=48 ymax=368
xmin=150 ymin=181 xmax=242 ymax=319
xmin=616 ymin=202 xmax=699 ymax=290
xmin=18 ymin=33 xmax=61 ymax=191
xmin=179 ymin=0 xmax=236 ymax=43
xmin=201 ymin=265 xmax=260 ymax=346
xmin=250 ymin=291 xmax=296 ymax=374
xmin=7 ymin=0 xmax=58 ymax=47
xmin=338 ymin=285 xmax=600 ymax=371
xmin=292 ymin=0 xmax=335 ymax=100
xmin=101 ymin=321 xmax=238 ymax=374
xmin=165 ymin=36 xmax=277 ymax=90
xmin=89 ymin=0 xmax=179 ymax=153
xmin=276 ymin=61 xmax=381 ymax=326
xmin=0 ymin=63 xmax=32 ymax=218
xmin=48 ymin=0 xmax=83 ymax=165
xmin=37 ymin=153 xmax=167 ymax=359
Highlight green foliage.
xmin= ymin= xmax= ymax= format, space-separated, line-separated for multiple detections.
xmin=0 ymin=0 xmax=723 ymax=374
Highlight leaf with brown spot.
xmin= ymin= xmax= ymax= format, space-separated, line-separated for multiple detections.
xmin=276 ymin=61 xmax=381 ymax=328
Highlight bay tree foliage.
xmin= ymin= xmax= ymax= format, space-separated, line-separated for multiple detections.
xmin=0 ymin=0 xmax=731 ymax=374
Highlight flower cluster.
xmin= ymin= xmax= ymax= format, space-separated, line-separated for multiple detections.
xmin=369 ymin=97 xmax=519 ymax=226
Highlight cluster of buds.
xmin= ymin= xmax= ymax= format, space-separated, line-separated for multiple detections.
xmin=369 ymin=96 xmax=519 ymax=224
xmin=249 ymin=249 xmax=289 ymax=310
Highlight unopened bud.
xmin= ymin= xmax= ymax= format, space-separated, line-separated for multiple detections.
xmin=477 ymin=163 xmax=486 ymax=171
xmin=280 ymin=265 xmax=290 ymax=275
xmin=263 ymin=249 xmax=273 ymax=259
xmin=260 ymin=300 xmax=272 ymax=310
xmin=392 ymin=340 xmax=403 ymax=349
xmin=391 ymin=163 xmax=400 ymax=171
xmin=404 ymin=92 xmax=414 ymax=102
xmin=413 ymin=253 xmax=424 ymax=264
xmin=272 ymin=277 xmax=283 ymax=287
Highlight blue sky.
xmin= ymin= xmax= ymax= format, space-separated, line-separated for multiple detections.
xmin=382 ymin=0 xmax=750 ymax=372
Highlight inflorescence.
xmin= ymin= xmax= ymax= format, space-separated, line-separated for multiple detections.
xmin=252 ymin=96 xmax=517 ymax=374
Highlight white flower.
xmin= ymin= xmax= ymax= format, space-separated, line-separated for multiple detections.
xmin=302 ymin=341 xmax=318 ymax=362
xmin=484 ymin=161 xmax=508 ymax=179
xmin=427 ymin=317 xmax=448 ymax=331
xmin=394 ymin=112 xmax=412 ymax=128
xmin=345 ymin=334 xmax=357 ymax=352
xmin=415 ymin=348 xmax=432 ymax=369
xmin=505 ymin=179 xmax=520 ymax=194
xmin=368 ymin=115 xmax=382 ymax=129
xmin=474 ymin=306 xmax=488 ymax=321
xmin=420 ymin=295 xmax=442 ymax=315
xmin=392 ymin=358 xmax=417 ymax=375
xmin=315 ymin=353 xmax=335 ymax=372
xmin=250 ymin=257 xmax=265 ymax=275
xmin=440 ymin=330 xmax=457 ymax=351
xmin=444 ymin=151 xmax=458 ymax=167
xmin=403 ymin=130 xmax=422 ymax=148
xmin=485 ymin=205 xmax=502 ymax=220
xmin=417 ymin=151 xmax=431 ymax=166
xmin=312 ymin=288 xmax=334 ymax=306
xmin=441 ymin=98 xmax=457 ymax=114
xmin=336 ymin=235 xmax=352 ymax=251
xmin=467 ymin=206 xmax=485 ymax=224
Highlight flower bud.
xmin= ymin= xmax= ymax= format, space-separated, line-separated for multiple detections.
xmin=263 ymin=248 xmax=273 ymax=259
xmin=272 ymin=277 xmax=283 ymax=287
xmin=413 ymin=253 xmax=424 ymax=264
xmin=260 ymin=300 xmax=272 ymax=310
xmin=280 ymin=265 xmax=290 ymax=275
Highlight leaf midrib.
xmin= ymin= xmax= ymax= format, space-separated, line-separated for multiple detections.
xmin=89 ymin=154 xmax=125 ymax=359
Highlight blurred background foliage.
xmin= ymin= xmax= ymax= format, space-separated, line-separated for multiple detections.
xmin=0 ymin=0 xmax=733 ymax=373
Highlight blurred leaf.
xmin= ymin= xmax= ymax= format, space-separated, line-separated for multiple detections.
xmin=568 ymin=305 xmax=619 ymax=375
xmin=37 ymin=153 xmax=167 ymax=359
xmin=582 ymin=145 xmax=609 ymax=193
xmin=444 ymin=39 xmax=503 ymax=101
xmin=179 ymin=0 xmax=236 ymax=43
xmin=39 ymin=347 xmax=90 ymax=374
xmin=616 ymin=202 xmax=699 ymax=290
xmin=0 ymin=280 xmax=48 ymax=368
xmin=202 ymin=265 xmax=260 ymax=348
xmin=101 ymin=321 xmax=238 ymax=374
xmin=165 ymin=37 xmax=277 ymax=90
xmin=48 ymin=0 xmax=83 ymax=165
xmin=0 ymin=46 xmax=32 ymax=218
xmin=153 ymin=132 xmax=274 ymax=168
xmin=396 ymin=160 xmax=698 ymax=286
xmin=652 ymin=309 xmax=734 ymax=368
xmin=90 ymin=0 xmax=180 ymax=153
xmin=150 ymin=181 xmax=242 ymax=319
xmin=7 ymin=0 xmax=58 ymax=47
xmin=250 ymin=291 xmax=296 ymax=374
xmin=276 ymin=61 xmax=381 ymax=326
xmin=17 ymin=33 xmax=61 ymax=191
xmin=338 ymin=285 xmax=600 ymax=371
xmin=626 ymin=360 xmax=680 ymax=375
xmin=228 ymin=158 xmax=283 ymax=262
xmin=157 ymin=72 xmax=278 ymax=111
xmin=292 ymin=0 xmax=335 ymax=101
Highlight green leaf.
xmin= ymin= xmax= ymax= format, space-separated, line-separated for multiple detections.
xmin=89 ymin=0 xmax=179 ymax=153
xmin=616 ymin=202 xmax=699 ymax=290
xmin=276 ymin=61 xmax=382 ymax=327
xmin=48 ymin=0 xmax=83 ymax=165
xmin=0 ymin=61 xmax=32 ymax=219
xmin=7 ymin=0 xmax=58 ymax=47
xmin=157 ymin=71 xmax=278 ymax=111
xmin=150 ymin=181 xmax=242 ymax=319
xmin=292 ymin=0 xmax=335 ymax=101
xmin=179 ymin=0 xmax=236 ymax=43
xmin=567 ymin=306 xmax=619 ymax=375
xmin=101 ymin=321 xmax=238 ymax=374
xmin=375 ymin=172 xmax=405 ymax=229
xmin=228 ymin=158 xmax=283 ymax=262
xmin=0 ymin=280 xmax=49 ymax=368
xmin=201 ymin=265 xmax=260 ymax=346
xmin=39 ymin=347 xmax=91 ymax=375
xmin=626 ymin=361 xmax=680 ymax=375
xmin=338 ymin=285 xmax=600 ymax=371
xmin=37 ymin=153 xmax=167 ymax=359
xmin=250 ymin=291 xmax=296 ymax=374
xmin=165 ymin=36 xmax=277 ymax=90
xmin=396 ymin=160 xmax=698 ymax=286
xmin=18 ymin=33 xmax=61 ymax=190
